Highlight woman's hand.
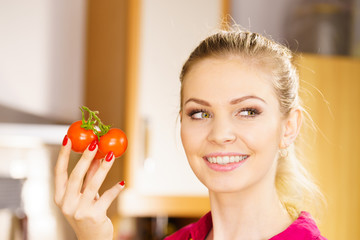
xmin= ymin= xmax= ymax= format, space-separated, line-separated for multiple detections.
xmin=54 ymin=135 xmax=124 ymax=240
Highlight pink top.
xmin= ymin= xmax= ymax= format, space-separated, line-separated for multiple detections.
xmin=165 ymin=211 xmax=327 ymax=240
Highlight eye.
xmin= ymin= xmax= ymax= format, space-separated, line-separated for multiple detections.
xmin=188 ymin=110 xmax=212 ymax=120
xmin=238 ymin=108 xmax=261 ymax=117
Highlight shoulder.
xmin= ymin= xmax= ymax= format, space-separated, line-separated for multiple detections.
xmin=164 ymin=212 xmax=212 ymax=240
xmin=270 ymin=211 xmax=328 ymax=240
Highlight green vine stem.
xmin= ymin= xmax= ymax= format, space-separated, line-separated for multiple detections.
xmin=80 ymin=106 xmax=111 ymax=140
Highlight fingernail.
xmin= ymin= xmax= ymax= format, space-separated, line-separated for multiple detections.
xmin=62 ymin=135 xmax=68 ymax=146
xmin=105 ymin=151 xmax=114 ymax=162
xmin=88 ymin=139 xmax=98 ymax=151
xmin=119 ymin=181 xmax=125 ymax=186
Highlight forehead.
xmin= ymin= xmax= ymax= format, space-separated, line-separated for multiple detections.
xmin=182 ymin=57 xmax=278 ymax=104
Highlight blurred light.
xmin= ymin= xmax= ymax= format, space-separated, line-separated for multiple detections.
xmin=144 ymin=157 xmax=156 ymax=173
xmin=9 ymin=158 xmax=27 ymax=179
xmin=0 ymin=123 xmax=68 ymax=146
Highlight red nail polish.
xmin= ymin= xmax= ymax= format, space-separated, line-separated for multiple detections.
xmin=105 ymin=151 xmax=114 ymax=162
xmin=88 ymin=139 xmax=98 ymax=151
xmin=119 ymin=181 xmax=125 ymax=186
xmin=62 ymin=135 xmax=68 ymax=146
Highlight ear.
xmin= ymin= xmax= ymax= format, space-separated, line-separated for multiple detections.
xmin=279 ymin=108 xmax=302 ymax=149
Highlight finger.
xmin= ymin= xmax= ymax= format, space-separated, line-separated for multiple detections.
xmin=65 ymin=139 xmax=98 ymax=197
xmin=81 ymin=151 xmax=115 ymax=202
xmin=54 ymin=135 xmax=72 ymax=205
xmin=81 ymin=158 xmax=101 ymax=193
xmin=94 ymin=192 xmax=100 ymax=201
xmin=96 ymin=180 xmax=125 ymax=211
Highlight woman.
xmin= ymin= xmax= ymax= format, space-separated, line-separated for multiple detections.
xmin=55 ymin=29 xmax=327 ymax=239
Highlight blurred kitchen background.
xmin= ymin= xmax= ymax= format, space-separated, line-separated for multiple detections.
xmin=0 ymin=0 xmax=359 ymax=239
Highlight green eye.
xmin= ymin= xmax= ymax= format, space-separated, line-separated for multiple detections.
xmin=240 ymin=110 xmax=254 ymax=116
xmin=190 ymin=110 xmax=211 ymax=119
xmin=202 ymin=112 xmax=210 ymax=118
xmin=239 ymin=108 xmax=260 ymax=117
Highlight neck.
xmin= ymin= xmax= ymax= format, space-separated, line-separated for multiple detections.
xmin=207 ymin=182 xmax=292 ymax=240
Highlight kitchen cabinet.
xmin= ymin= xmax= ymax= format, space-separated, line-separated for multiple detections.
xmin=119 ymin=0 xmax=227 ymax=218
xmin=297 ymin=54 xmax=360 ymax=239
xmin=0 ymin=0 xmax=86 ymax=123
xmin=0 ymin=123 xmax=76 ymax=240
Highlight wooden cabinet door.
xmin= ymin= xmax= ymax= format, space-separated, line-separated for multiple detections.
xmin=120 ymin=0 xmax=227 ymax=217
xmin=298 ymin=54 xmax=360 ymax=239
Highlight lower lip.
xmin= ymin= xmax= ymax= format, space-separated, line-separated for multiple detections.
xmin=204 ymin=157 xmax=248 ymax=172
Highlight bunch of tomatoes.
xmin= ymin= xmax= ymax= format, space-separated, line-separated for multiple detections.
xmin=67 ymin=106 xmax=128 ymax=159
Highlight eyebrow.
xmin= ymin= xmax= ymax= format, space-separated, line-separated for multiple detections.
xmin=230 ymin=95 xmax=266 ymax=104
xmin=184 ymin=95 xmax=266 ymax=106
xmin=184 ymin=98 xmax=211 ymax=106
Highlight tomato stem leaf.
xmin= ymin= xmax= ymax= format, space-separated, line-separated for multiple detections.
xmin=79 ymin=106 xmax=111 ymax=140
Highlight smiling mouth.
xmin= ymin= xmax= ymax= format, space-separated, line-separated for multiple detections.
xmin=205 ymin=155 xmax=249 ymax=165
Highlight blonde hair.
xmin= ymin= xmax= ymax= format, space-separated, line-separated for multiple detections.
xmin=179 ymin=29 xmax=325 ymax=220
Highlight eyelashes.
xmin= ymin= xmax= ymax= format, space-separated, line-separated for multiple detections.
xmin=237 ymin=108 xmax=262 ymax=117
xmin=187 ymin=109 xmax=211 ymax=120
xmin=186 ymin=107 xmax=262 ymax=120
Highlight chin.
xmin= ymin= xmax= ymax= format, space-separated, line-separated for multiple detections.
xmin=198 ymin=174 xmax=251 ymax=194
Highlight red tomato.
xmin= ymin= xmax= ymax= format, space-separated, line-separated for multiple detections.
xmin=67 ymin=120 xmax=97 ymax=153
xmin=94 ymin=150 xmax=106 ymax=160
xmin=98 ymin=128 xmax=128 ymax=158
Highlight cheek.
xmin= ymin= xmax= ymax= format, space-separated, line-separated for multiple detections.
xmin=180 ymin=121 xmax=200 ymax=154
xmin=180 ymin=120 xmax=211 ymax=160
xmin=180 ymin=125 xmax=189 ymax=152
xmin=239 ymin=119 xmax=283 ymax=154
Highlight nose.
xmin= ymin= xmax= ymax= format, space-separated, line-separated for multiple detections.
xmin=207 ymin=115 xmax=236 ymax=145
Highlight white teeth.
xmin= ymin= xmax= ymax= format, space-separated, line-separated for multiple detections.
xmin=207 ymin=155 xmax=248 ymax=165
